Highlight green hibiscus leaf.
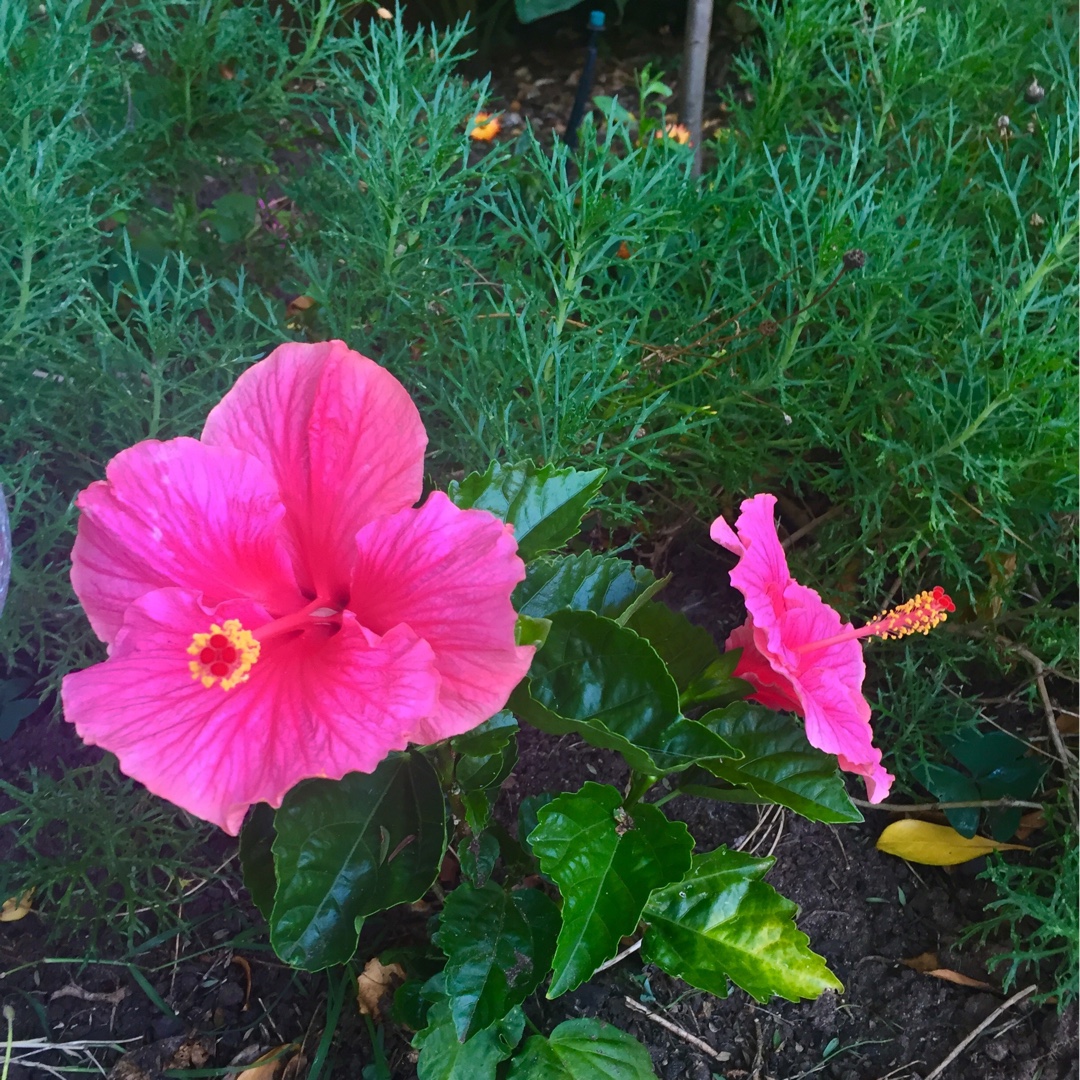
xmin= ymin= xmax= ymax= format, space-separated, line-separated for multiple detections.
xmin=455 ymin=734 xmax=519 ymax=794
xmin=270 ymin=753 xmax=447 ymax=970
xmin=623 ymin=602 xmax=754 ymax=709
xmin=447 ymin=461 xmax=605 ymax=560
xmin=624 ymin=601 xmax=720 ymax=691
xmin=238 ymin=802 xmax=276 ymax=922
xmin=643 ymin=847 xmax=843 ymax=1002
xmin=527 ymin=782 xmax=693 ymax=997
xmin=413 ymin=987 xmax=525 ymax=1080
xmin=434 ymin=882 xmax=560 ymax=1040
xmin=516 ymin=610 xmax=736 ymax=773
xmin=452 ymin=711 xmax=518 ymax=759
xmin=506 ymin=1019 xmax=657 ymax=1079
xmin=513 ymin=551 xmax=656 ymax=620
xmin=458 ymin=830 xmax=500 ymax=887
xmin=698 ymin=703 xmax=862 ymax=824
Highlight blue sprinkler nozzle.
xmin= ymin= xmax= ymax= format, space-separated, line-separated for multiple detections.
xmin=588 ymin=10 xmax=605 ymax=29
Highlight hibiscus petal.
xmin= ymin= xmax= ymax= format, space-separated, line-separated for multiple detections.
xmin=712 ymin=494 xmax=794 ymax=648
xmin=350 ymin=491 xmax=533 ymax=744
xmin=725 ymin=620 xmax=803 ymax=714
xmin=71 ymin=439 xmax=303 ymax=646
xmin=202 ymin=341 xmax=426 ymax=601
xmin=61 ymin=589 xmax=440 ymax=834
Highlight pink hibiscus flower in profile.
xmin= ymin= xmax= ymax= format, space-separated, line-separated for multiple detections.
xmin=711 ymin=494 xmax=954 ymax=803
xmin=62 ymin=341 xmax=534 ymax=834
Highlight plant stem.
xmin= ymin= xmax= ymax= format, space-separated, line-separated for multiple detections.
xmin=623 ymin=771 xmax=658 ymax=810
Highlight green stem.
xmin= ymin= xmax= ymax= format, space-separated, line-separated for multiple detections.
xmin=623 ymin=771 xmax=658 ymax=810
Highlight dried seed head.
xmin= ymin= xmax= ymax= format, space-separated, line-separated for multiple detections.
xmin=1029 ymin=212 xmax=1045 ymax=227
xmin=757 ymin=319 xmax=780 ymax=337
xmin=842 ymin=248 xmax=867 ymax=271
xmin=996 ymin=114 xmax=1012 ymax=138
xmin=1025 ymin=78 xmax=1045 ymax=104
xmin=129 ymin=41 xmax=147 ymax=60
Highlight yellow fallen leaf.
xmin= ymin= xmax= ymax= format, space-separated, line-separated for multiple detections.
xmin=1 ymin=889 xmax=34 ymax=922
xmin=356 ymin=957 xmax=405 ymax=1020
xmin=877 ymin=820 xmax=1030 ymax=866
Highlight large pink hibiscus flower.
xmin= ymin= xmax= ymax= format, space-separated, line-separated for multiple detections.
xmin=711 ymin=494 xmax=954 ymax=803
xmin=62 ymin=341 xmax=534 ymax=833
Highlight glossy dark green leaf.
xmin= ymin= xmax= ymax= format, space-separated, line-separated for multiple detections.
xmin=238 ymin=802 xmax=276 ymax=922
xmin=434 ymin=882 xmax=559 ymax=1039
xmin=523 ymin=610 xmax=687 ymax=773
xmin=455 ymin=735 xmax=518 ymax=794
xmin=519 ymin=794 xmax=556 ymax=849
xmin=643 ymin=848 xmax=843 ymax=1002
xmin=699 ymin=704 xmax=862 ymax=824
xmin=270 ymin=754 xmax=447 ymax=970
xmin=528 ymin=782 xmax=693 ymax=997
xmin=447 ymin=460 xmax=605 ymax=560
xmin=625 ymin=601 xmax=720 ymax=691
xmin=462 ymin=789 xmax=493 ymax=834
xmin=913 ymin=762 xmax=982 ymax=837
xmin=506 ymin=1019 xmax=657 ymax=1078
xmin=515 ymin=611 xmax=737 ymax=773
xmin=458 ymin=831 xmax=500 ymax=888
xmin=513 ymin=552 xmax=656 ymax=620
xmin=452 ymin=711 xmax=518 ymax=758
xmin=413 ymin=991 xmax=524 ymax=1079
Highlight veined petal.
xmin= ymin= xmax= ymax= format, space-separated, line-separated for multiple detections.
xmin=202 ymin=341 xmax=427 ymax=600
xmin=71 ymin=439 xmax=302 ymax=646
xmin=61 ymin=589 xmax=439 ymax=834
xmin=725 ymin=620 xmax=802 ymax=714
xmin=350 ymin=491 xmax=533 ymax=744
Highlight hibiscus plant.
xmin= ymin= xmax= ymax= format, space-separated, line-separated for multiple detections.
xmin=62 ymin=341 xmax=952 ymax=1076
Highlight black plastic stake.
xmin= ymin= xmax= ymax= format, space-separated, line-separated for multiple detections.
xmin=564 ymin=10 xmax=605 ymax=150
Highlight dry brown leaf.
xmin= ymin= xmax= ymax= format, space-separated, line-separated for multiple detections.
xmin=50 ymin=982 xmax=129 ymax=1005
xmin=1 ymin=889 xmax=34 ymax=922
xmin=231 ymin=954 xmax=253 ymax=1011
xmin=877 ymin=820 xmax=1030 ymax=866
xmin=223 ymin=1043 xmax=300 ymax=1080
xmin=286 ymin=295 xmax=315 ymax=317
xmin=901 ymin=951 xmax=940 ymax=973
xmin=1056 ymin=712 xmax=1079 ymax=735
xmin=1016 ymin=809 xmax=1047 ymax=842
xmin=925 ymin=968 xmax=995 ymax=991
xmin=356 ymin=958 xmax=405 ymax=1020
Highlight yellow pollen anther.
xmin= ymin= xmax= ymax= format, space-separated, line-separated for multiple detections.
xmin=187 ymin=620 xmax=261 ymax=690
xmin=867 ymin=587 xmax=955 ymax=641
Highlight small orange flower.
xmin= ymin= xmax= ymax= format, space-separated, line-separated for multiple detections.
xmin=656 ymin=122 xmax=692 ymax=145
xmin=469 ymin=112 xmax=501 ymax=142
xmin=615 ymin=241 xmax=632 ymax=260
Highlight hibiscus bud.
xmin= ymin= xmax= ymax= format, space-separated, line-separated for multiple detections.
xmin=842 ymin=248 xmax=867 ymax=271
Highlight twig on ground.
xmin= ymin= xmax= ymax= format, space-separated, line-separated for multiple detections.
xmin=750 ymin=1017 xmax=766 ymax=1080
xmin=621 ymin=996 xmax=730 ymax=1065
xmin=922 ymin=984 xmax=1037 ymax=1080
xmin=850 ymin=796 xmax=1044 ymax=812
xmin=596 ymin=938 xmax=642 ymax=974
